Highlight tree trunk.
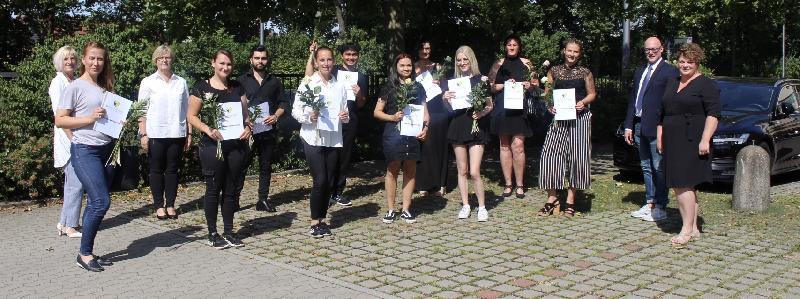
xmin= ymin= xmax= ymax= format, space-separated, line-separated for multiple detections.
xmin=334 ymin=0 xmax=347 ymax=41
xmin=386 ymin=0 xmax=405 ymax=63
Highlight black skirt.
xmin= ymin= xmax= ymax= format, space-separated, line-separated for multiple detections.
xmin=447 ymin=109 xmax=489 ymax=146
xmin=382 ymin=122 xmax=421 ymax=162
xmin=490 ymin=93 xmax=532 ymax=137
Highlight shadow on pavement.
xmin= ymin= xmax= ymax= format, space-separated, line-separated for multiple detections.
xmin=100 ymin=203 xmax=151 ymax=232
xmin=329 ymin=202 xmax=380 ymax=229
xmin=104 ymin=225 xmax=203 ymax=262
xmin=238 ymin=211 xmax=297 ymax=239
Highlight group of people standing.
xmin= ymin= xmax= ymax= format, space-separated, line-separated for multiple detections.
xmin=49 ymin=33 xmax=719 ymax=271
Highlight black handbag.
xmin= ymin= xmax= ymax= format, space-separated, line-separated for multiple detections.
xmin=524 ymin=87 xmax=546 ymax=118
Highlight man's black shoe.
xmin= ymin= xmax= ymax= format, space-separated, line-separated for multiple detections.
xmin=221 ymin=233 xmax=245 ymax=247
xmin=336 ymin=195 xmax=353 ymax=206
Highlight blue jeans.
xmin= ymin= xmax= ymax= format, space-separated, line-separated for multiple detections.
xmin=59 ymin=160 xmax=84 ymax=228
xmin=70 ymin=143 xmax=114 ymax=256
xmin=634 ymin=122 xmax=668 ymax=207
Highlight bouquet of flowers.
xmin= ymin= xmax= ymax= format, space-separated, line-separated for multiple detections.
xmin=106 ymin=98 xmax=149 ymax=166
xmin=467 ymin=77 xmax=491 ymax=134
xmin=431 ymin=56 xmax=453 ymax=81
xmin=192 ymin=92 xmax=225 ymax=160
xmin=247 ymin=104 xmax=262 ymax=148
xmin=394 ymin=81 xmax=417 ymax=131
xmin=297 ymin=81 xmax=327 ymax=141
xmin=538 ymin=60 xmax=553 ymax=108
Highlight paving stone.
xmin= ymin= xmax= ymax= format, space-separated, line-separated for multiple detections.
xmin=477 ymin=290 xmax=503 ymax=299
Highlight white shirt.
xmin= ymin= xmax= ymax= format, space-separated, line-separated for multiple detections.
xmin=49 ymin=72 xmax=72 ymax=168
xmin=292 ymin=73 xmax=349 ymax=147
xmin=137 ymin=72 xmax=189 ymax=138
xmin=635 ymin=58 xmax=662 ymax=117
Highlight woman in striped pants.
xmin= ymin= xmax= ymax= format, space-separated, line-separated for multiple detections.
xmin=537 ymin=38 xmax=596 ymax=217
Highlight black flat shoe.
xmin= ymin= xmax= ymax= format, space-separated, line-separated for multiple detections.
xmin=256 ymin=199 xmax=277 ymax=212
xmin=76 ymin=255 xmax=104 ymax=272
xmin=93 ymin=255 xmax=113 ymax=266
xmin=501 ymin=185 xmax=513 ymax=197
xmin=515 ymin=187 xmax=525 ymax=199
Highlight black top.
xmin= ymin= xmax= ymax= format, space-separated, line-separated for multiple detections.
xmin=237 ymin=70 xmax=288 ymax=114
xmin=494 ymin=56 xmax=526 ymax=84
xmin=191 ymin=79 xmax=245 ymax=103
xmin=551 ymin=64 xmax=591 ymax=103
xmin=379 ymin=81 xmax=427 ymax=116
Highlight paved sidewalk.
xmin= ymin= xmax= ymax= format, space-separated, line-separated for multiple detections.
xmin=0 ymin=205 xmax=386 ymax=298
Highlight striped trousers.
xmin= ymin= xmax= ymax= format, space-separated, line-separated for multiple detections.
xmin=538 ymin=111 xmax=592 ymax=190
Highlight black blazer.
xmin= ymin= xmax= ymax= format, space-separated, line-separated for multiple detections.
xmin=624 ymin=59 xmax=679 ymax=137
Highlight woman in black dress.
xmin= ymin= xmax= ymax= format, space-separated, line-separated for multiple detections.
xmin=187 ymin=49 xmax=252 ymax=249
xmin=487 ymin=34 xmax=535 ymax=199
xmin=657 ymin=43 xmax=719 ymax=247
xmin=537 ymin=38 xmax=596 ymax=217
xmin=442 ymin=46 xmax=493 ymax=221
xmin=415 ymin=40 xmax=452 ymax=197
xmin=374 ymin=53 xmax=430 ymax=224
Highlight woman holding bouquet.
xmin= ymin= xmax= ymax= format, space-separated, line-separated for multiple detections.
xmin=374 ymin=53 xmax=429 ymax=224
xmin=441 ymin=46 xmax=493 ymax=221
xmin=55 ymin=41 xmax=116 ymax=272
xmin=187 ymin=49 xmax=252 ymax=249
xmin=487 ymin=34 xmax=536 ymax=199
xmin=137 ymin=45 xmax=190 ymax=220
xmin=292 ymin=46 xmax=350 ymax=238
xmin=415 ymin=40 xmax=452 ymax=197
xmin=537 ymin=38 xmax=596 ymax=217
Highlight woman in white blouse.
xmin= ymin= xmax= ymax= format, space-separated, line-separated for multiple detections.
xmin=50 ymin=45 xmax=83 ymax=238
xmin=292 ymin=46 xmax=349 ymax=238
xmin=137 ymin=45 xmax=190 ymax=220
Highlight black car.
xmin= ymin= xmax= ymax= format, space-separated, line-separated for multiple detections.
xmin=613 ymin=77 xmax=800 ymax=182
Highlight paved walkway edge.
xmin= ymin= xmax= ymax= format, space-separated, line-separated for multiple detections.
xmin=104 ymin=208 xmax=396 ymax=299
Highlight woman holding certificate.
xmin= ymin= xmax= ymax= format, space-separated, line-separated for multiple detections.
xmin=187 ymin=49 xmax=252 ymax=249
xmin=415 ymin=40 xmax=451 ymax=197
xmin=487 ymin=34 xmax=535 ymax=199
xmin=292 ymin=46 xmax=349 ymax=238
xmin=50 ymin=45 xmax=84 ymax=238
xmin=137 ymin=45 xmax=190 ymax=220
xmin=537 ymin=38 xmax=596 ymax=217
xmin=441 ymin=46 xmax=493 ymax=221
xmin=55 ymin=41 xmax=116 ymax=272
xmin=374 ymin=53 xmax=429 ymax=224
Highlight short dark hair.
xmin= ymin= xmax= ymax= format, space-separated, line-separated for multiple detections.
xmin=417 ymin=40 xmax=431 ymax=50
xmin=250 ymin=45 xmax=268 ymax=58
xmin=338 ymin=43 xmax=360 ymax=53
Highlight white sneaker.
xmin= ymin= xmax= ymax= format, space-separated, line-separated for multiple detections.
xmin=477 ymin=207 xmax=488 ymax=222
xmin=458 ymin=205 xmax=471 ymax=219
xmin=642 ymin=206 xmax=667 ymax=222
xmin=631 ymin=204 xmax=651 ymax=218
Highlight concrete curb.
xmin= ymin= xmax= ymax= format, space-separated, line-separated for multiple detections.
xmin=103 ymin=208 xmax=396 ymax=299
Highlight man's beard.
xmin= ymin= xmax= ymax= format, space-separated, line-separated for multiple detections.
xmin=252 ymin=64 xmax=267 ymax=71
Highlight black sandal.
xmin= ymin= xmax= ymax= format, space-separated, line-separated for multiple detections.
xmin=564 ymin=203 xmax=576 ymax=217
xmin=537 ymin=200 xmax=560 ymax=216
xmin=515 ymin=187 xmax=525 ymax=199
xmin=501 ymin=185 xmax=513 ymax=197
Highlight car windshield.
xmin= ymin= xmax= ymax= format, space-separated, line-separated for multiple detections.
xmin=718 ymin=81 xmax=773 ymax=115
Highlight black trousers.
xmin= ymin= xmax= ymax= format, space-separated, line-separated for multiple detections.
xmin=247 ymin=131 xmax=276 ymax=200
xmin=199 ymin=138 xmax=249 ymax=234
xmin=148 ymin=137 xmax=185 ymax=209
xmin=303 ymin=140 xmax=340 ymax=220
xmin=334 ymin=121 xmax=357 ymax=196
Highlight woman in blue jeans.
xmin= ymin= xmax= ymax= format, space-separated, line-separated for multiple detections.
xmin=55 ymin=41 xmax=116 ymax=272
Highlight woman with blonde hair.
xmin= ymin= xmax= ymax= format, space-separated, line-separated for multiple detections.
xmin=137 ymin=45 xmax=190 ymax=220
xmin=441 ymin=46 xmax=493 ymax=221
xmin=50 ymin=45 xmax=84 ymax=238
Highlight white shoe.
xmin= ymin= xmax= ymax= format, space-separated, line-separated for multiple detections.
xmin=57 ymin=223 xmax=82 ymax=238
xmin=477 ymin=207 xmax=488 ymax=222
xmin=642 ymin=206 xmax=667 ymax=222
xmin=631 ymin=204 xmax=651 ymax=218
xmin=458 ymin=205 xmax=471 ymax=219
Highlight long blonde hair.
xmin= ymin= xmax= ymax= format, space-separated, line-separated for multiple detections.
xmin=453 ymin=46 xmax=481 ymax=77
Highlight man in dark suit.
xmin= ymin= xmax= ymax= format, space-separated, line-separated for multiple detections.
xmin=624 ymin=36 xmax=679 ymax=222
